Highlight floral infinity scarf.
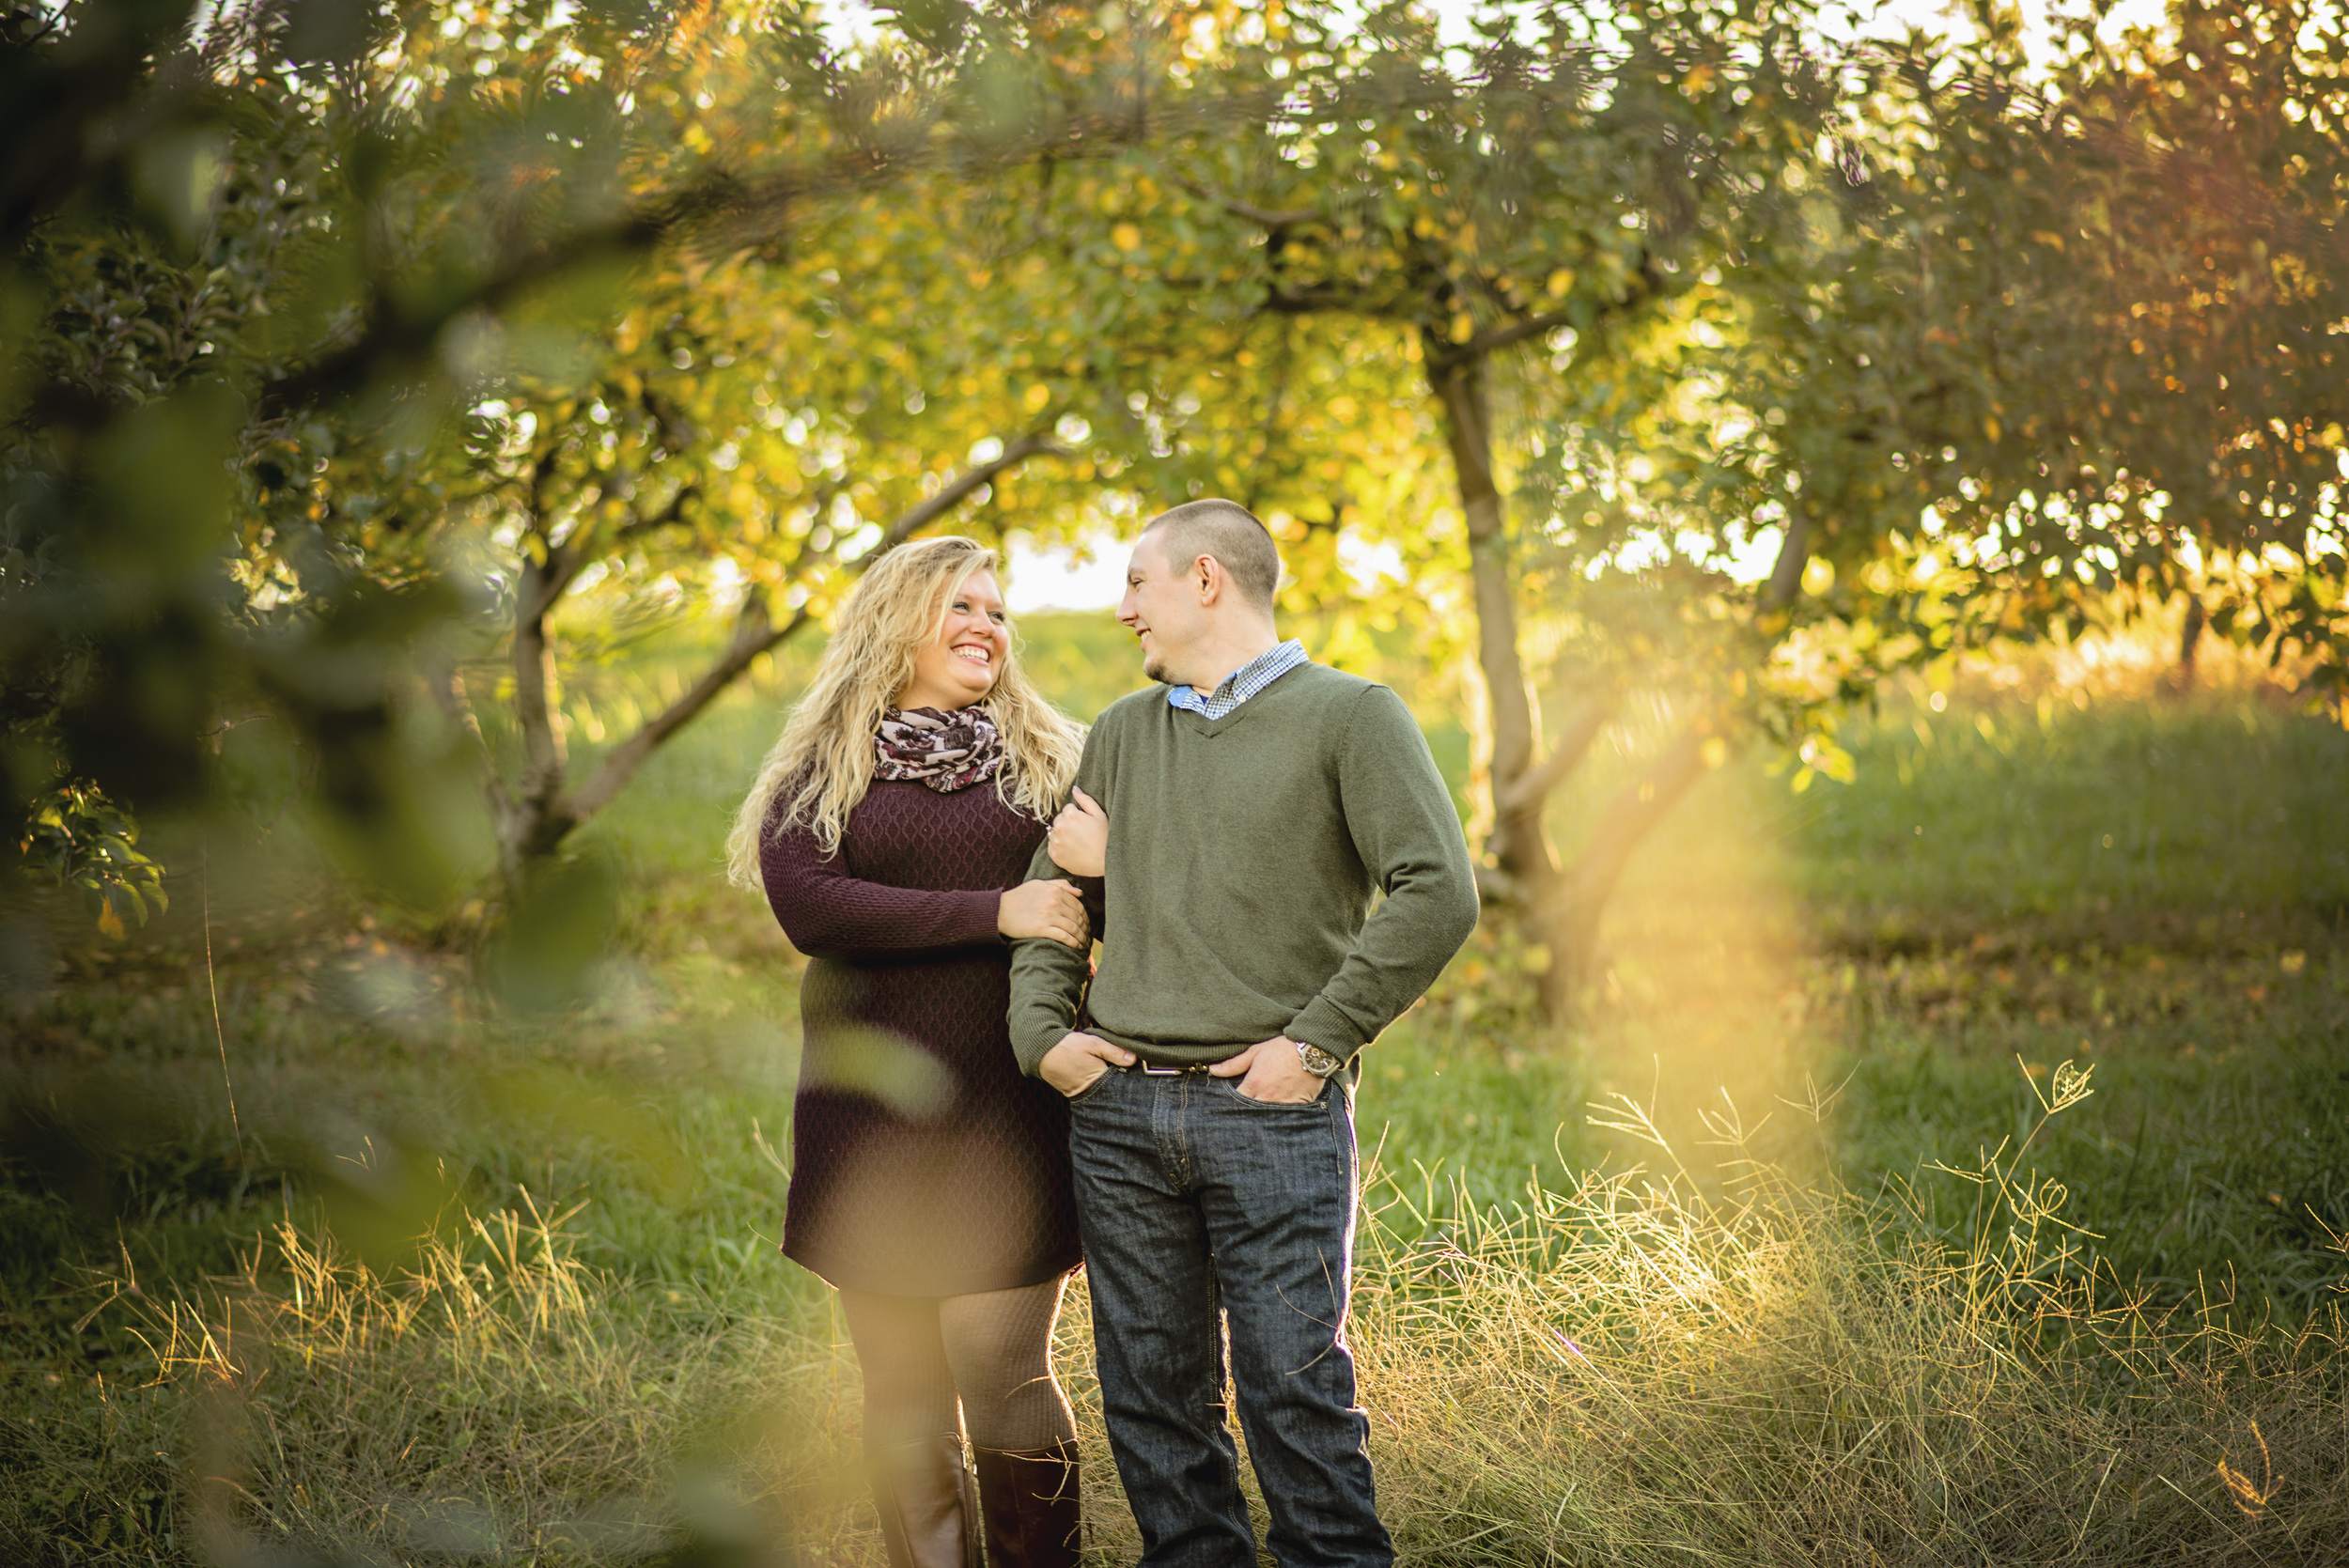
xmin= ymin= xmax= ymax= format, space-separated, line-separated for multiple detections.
xmin=873 ymin=705 xmax=1004 ymax=793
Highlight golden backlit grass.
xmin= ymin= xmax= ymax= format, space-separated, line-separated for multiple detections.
xmin=1352 ymin=1081 xmax=2348 ymax=1565
xmin=51 ymin=1068 xmax=2341 ymax=1567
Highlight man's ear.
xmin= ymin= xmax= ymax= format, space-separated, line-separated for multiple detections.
xmin=1192 ymin=553 xmax=1224 ymax=605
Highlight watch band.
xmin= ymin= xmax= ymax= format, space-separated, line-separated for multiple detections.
xmin=1295 ymin=1040 xmax=1345 ymax=1079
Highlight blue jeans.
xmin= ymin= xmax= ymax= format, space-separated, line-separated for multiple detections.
xmin=1066 ymin=1063 xmax=1391 ymax=1568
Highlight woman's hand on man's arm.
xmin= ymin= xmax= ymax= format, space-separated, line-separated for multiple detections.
xmin=1048 ymin=785 xmax=1108 ymax=878
xmin=999 ymin=877 xmax=1089 ymax=949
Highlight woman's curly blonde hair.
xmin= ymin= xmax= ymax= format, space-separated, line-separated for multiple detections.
xmin=724 ymin=536 xmax=1085 ymax=887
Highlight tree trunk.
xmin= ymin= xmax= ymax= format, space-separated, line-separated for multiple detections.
xmin=1430 ymin=345 xmax=1637 ymax=1019
xmin=2175 ymin=589 xmax=2205 ymax=689
xmin=1544 ymin=726 xmax=1712 ymax=998
xmin=1426 ymin=345 xmax=1750 ymax=1020
xmin=480 ymin=433 xmax=1066 ymax=887
xmin=1428 ymin=349 xmax=1556 ymax=905
xmin=502 ymin=543 xmax=583 ymax=889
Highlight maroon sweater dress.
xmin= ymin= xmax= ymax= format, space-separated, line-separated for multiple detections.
xmin=759 ymin=778 xmax=1082 ymax=1296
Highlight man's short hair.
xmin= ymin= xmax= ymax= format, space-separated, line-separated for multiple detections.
xmin=1142 ymin=500 xmax=1282 ymax=612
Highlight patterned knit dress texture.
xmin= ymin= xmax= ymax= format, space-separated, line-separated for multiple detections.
xmin=760 ymin=777 xmax=1081 ymax=1296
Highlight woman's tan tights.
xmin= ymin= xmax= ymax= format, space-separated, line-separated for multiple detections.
xmin=837 ymin=1275 xmax=1076 ymax=1452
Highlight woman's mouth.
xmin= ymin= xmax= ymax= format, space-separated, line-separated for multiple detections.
xmin=953 ymin=644 xmax=992 ymax=667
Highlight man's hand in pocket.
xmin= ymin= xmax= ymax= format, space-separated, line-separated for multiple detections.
xmin=1039 ymin=1032 xmax=1136 ymax=1096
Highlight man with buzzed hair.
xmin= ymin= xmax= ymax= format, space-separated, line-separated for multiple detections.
xmin=1008 ymin=501 xmax=1478 ymax=1567
xmin=1140 ymin=497 xmax=1283 ymax=613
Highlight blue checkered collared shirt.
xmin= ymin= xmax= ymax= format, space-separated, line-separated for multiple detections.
xmin=1166 ymin=639 xmax=1310 ymax=720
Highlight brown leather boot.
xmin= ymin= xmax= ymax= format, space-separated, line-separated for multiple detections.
xmin=971 ymin=1441 xmax=1081 ymax=1568
xmin=866 ymin=1435 xmax=981 ymax=1568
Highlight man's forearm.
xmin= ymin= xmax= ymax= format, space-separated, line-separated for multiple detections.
xmin=1008 ymin=934 xmax=1090 ymax=1076
xmin=1286 ymin=866 xmax=1478 ymax=1059
xmin=1007 ymin=841 xmax=1093 ymax=1076
xmin=1297 ymin=687 xmax=1482 ymax=1057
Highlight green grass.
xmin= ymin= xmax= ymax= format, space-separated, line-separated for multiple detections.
xmin=1773 ymin=683 xmax=2349 ymax=1321
xmin=1794 ymin=687 xmax=2349 ymax=939
xmin=5 ymin=645 xmax=2347 ymax=1562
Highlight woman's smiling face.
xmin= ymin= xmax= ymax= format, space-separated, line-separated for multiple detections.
xmin=894 ymin=568 xmax=1010 ymax=711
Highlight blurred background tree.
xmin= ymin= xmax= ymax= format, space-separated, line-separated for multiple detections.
xmin=8 ymin=3 xmax=2349 ymax=1559
xmin=8 ymin=0 xmax=2346 ymax=989
xmin=890 ymin=0 xmax=1910 ymax=1010
xmin=1 ymin=0 xmax=1191 ymax=951
xmin=1862 ymin=0 xmax=2349 ymax=701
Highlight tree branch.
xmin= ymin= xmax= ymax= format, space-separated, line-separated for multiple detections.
xmin=562 ymin=598 xmax=816 ymax=825
xmin=554 ymin=431 xmax=1067 ymax=835
xmin=1473 ymin=862 xmax=1525 ymax=907
xmin=1463 ymin=308 xmax=1577 ymax=359
xmin=252 ymin=90 xmax=1313 ymax=422
xmin=845 ymin=432 xmax=1066 ymax=572
xmin=1497 ymin=697 xmax=1614 ymax=816
xmin=1546 ymin=723 xmax=1716 ymax=987
xmin=1262 ymin=283 xmax=1386 ymax=316
xmin=422 ymin=654 xmax=510 ymax=819
xmin=1172 ymin=176 xmax=1323 ymax=228
xmin=614 ymin=481 xmax=700 ymax=543
xmin=1764 ymin=507 xmax=1812 ymax=609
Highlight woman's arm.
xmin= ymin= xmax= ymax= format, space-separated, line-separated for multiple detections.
xmin=760 ymin=815 xmax=1087 ymax=962
xmin=759 ymin=815 xmax=1005 ymax=962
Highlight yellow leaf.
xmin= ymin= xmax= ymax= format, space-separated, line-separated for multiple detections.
xmin=1111 ymin=223 xmax=1143 ymax=252
xmin=1701 ymin=737 xmax=1730 ymax=769
xmin=97 ymin=900 xmax=123 ymax=939
xmin=1547 ymin=269 xmax=1575 ymax=298
xmin=1023 ymin=383 xmax=1051 ymax=413
xmin=1984 ymin=416 xmax=2002 ymax=441
xmin=1449 ymin=314 xmax=1475 ymax=344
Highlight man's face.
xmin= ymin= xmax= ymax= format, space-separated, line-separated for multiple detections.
xmin=1117 ymin=530 xmax=1202 ymax=686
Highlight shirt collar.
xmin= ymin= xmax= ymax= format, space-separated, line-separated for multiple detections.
xmin=1167 ymin=639 xmax=1309 ymax=717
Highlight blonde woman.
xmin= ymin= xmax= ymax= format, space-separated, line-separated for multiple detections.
xmin=727 ymin=536 xmax=1115 ymax=1568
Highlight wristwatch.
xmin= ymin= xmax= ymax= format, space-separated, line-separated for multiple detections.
xmin=1295 ymin=1040 xmax=1346 ymax=1079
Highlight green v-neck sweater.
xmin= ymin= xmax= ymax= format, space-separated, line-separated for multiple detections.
xmin=1007 ymin=661 xmax=1479 ymax=1077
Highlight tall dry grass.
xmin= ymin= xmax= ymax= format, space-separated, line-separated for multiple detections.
xmin=45 ymin=1065 xmax=2348 ymax=1566
xmin=1354 ymin=1071 xmax=2349 ymax=1565
xmin=120 ymin=1196 xmax=852 ymax=1564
